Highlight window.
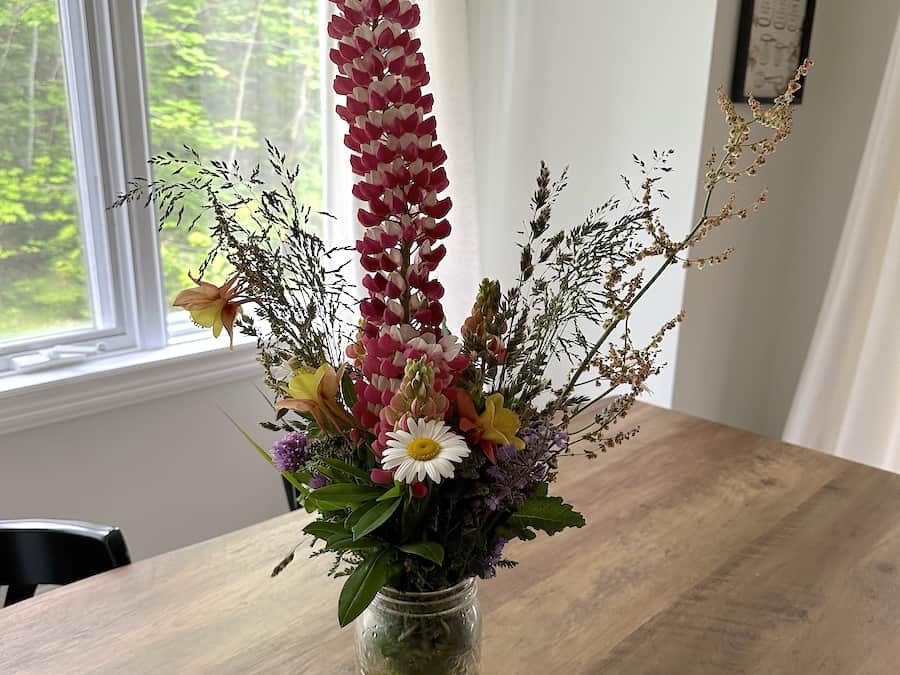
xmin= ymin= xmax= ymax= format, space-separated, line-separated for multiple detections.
xmin=0 ymin=2 xmax=93 ymax=342
xmin=0 ymin=0 xmax=322 ymax=375
xmin=141 ymin=0 xmax=323 ymax=314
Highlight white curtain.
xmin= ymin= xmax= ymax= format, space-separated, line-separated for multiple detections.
xmin=320 ymin=0 xmax=482 ymax=331
xmin=417 ymin=0 xmax=482 ymax=330
xmin=784 ymin=15 xmax=900 ymax=470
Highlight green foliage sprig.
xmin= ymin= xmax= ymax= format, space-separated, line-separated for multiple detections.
xmin=113 ymin=144 xmax=357 ymax=382
xmin=485 ymin=60 xmax=814 ymax=453
xmin=496 ymin=162 xmax=651 ymax=421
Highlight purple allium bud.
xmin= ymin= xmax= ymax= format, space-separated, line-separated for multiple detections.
xmin=271 ymin=432 xmax=309 ymax=472
xmin=309 ymin=472 xmax=329 ymax=489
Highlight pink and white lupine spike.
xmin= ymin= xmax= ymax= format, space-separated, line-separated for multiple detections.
xmin=328 ymin=0 xmax=467 ymax=455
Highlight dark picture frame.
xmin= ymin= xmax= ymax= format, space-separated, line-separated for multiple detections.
xmin=731 ymin=0 xmax=816 ymax=103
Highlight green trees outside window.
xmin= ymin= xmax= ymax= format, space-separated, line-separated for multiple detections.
xmin=0 ymin=1 xmax=90 ymax=340
xmin=0 ymin=0 xmax=322 ymax=341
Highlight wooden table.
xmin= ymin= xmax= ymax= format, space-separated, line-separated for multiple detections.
xmin=3 ymin=403 xmax=900 ymax=674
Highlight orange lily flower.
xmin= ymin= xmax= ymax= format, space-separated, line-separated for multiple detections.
xmin=173 ymin=273 xmax=245 ymax=350
xmin=478 ymin=393 xmax=525 ymax=451
xmin=275 ymin=363 xmax=355 ymax=434
xmin=450 ymin=388 xmax=526 ymax=464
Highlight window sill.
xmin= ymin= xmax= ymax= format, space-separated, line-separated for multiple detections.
xmin=0 ymin=335 xmax=260 ymax=436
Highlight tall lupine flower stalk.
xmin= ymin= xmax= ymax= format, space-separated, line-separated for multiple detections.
xmin=328 ymin=0 xmax=467 ymax=456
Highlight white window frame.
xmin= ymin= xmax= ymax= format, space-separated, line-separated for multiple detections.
xmin=0 ymin=0 xmax=168 ymax=365
xmin=83 ymin=0 xmax=169 ymax=349
xmin=0 ymin=0 xmax=279 ymax=433
xmin=0 ymin=1 xmax=166 ymax=369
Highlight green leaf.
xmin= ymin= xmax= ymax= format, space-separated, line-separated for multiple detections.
xmin=507 ymin=495 xmax=585 ymax=538
xmin=326 ymin=534 xmax=380 ymax=553
xmin=282 ymin=471 xmax=307 ymax=496
xmin=397 ymin=542 xmax=444 ymax=565
xmin=345 ymin=501 xmax=377 ymax=529
xmin=338 ymin=550 xmax=392 ymax=627
xmin=352 ymin=497 xmax=401 ymax=540
xmin=497 ymin=521 xmax=537 ymax=541
xmin=309 ymin=484 xmax=385 ymax=510
xmin=376 ymin=482 xmax=403 ymax=501
xmin=316 ymin=465 xmax=338 ymax=481
xmin=319 ymin=457 xmax=372 ymax=483
xmin=340 ymin=371 xmax=358 ymax=409
xmin=304 ymin=493 xmax=320 ymax=514
xmin=303 ymin=521 xmax=347 ymax=541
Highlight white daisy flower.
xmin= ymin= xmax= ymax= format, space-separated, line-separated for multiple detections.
xmin=381 ymin=418 xmax=471 ymax=484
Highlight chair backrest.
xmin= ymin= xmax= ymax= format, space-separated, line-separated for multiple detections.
xmin=0 ymin=519 xmax=131 ymax=607
xmin=282 ymin=477 xmax=300 ymax=512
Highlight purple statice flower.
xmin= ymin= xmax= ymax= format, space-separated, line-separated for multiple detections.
xmin=482 ymin=429 xmax=555 ymax=513
xmin=271 ymin=432 xmax=309 ymax=472
xmin=309 ymin=472 xmax=329 ymax=489
xmin=459 ymin=421 xmax=564 ymax=529
xmin=483 ymin=444 xmax=527 ymax=511
xmin=480 ymin=536 xmax=509 ymax=579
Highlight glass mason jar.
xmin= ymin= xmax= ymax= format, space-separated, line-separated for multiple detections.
xmin=355 ymin=578 xmax=481 ymax=675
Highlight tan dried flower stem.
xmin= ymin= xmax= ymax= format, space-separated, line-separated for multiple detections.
xmin=557 ymin=153 xmax=727 ymax=417
xmin=557 ymin=58 xmax=813 ymax=420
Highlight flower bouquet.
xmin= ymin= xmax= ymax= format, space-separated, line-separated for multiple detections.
xmin=116 ymin=1 xmax=811 ymax=672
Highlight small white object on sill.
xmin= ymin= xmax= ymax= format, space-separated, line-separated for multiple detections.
xmin=10 ymin=343 xmax=108 ymax=374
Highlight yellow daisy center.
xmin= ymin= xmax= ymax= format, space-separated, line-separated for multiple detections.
xmin=407 ymin=437 xmax=441 ymax=461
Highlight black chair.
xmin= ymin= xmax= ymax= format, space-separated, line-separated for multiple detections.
xmin=0 ymin=519 xmax=131 ymax=607
xmin=282 ymin=477 xmax=300 ymax=511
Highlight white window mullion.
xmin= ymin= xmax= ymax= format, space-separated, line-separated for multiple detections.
xmin=82 ymin=0 xmax=167 ymax=350
xmin=57 ymin=0 xmax=118 ymax=333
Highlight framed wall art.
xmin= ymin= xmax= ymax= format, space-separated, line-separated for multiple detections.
xmin=731 ymin=0 xmax=816 ymax=103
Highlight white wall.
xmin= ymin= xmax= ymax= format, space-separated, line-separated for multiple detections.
xmin=0 ymin=378 xmax=285 ymax=560
xmin=466 ymin=0 xmax=719 ymax=406
xmin=672 ymin=0 xmax=900 ymax=439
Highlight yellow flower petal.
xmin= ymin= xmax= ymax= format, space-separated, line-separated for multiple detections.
xmin=189 ymin=301 xmax=225 ymax=329
xmin=286 ymin=367 xmax=323 ymax=402
xmin=478 ymin=393 xmax=525 ymax=450
xmin=286 ymin=363 xmax=337 ymax=403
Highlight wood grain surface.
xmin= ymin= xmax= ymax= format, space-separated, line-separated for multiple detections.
xmin=2 ymin=403 xmax=900 ymax=674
